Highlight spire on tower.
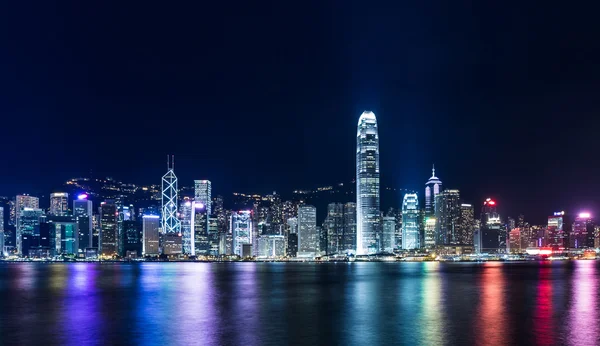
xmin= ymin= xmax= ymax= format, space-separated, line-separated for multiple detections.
xmin=432 ymin=164 xmax=436 ymax=178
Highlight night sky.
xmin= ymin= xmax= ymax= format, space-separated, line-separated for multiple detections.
xmin=1 ymin=1 xmax=599 ymax=223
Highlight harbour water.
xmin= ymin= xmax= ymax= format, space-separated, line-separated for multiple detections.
xmin=0 ymin=261 xmax=599 ymax=345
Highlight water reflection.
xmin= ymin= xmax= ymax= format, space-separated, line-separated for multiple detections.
xmin=567 ymin=261 xmax=600 ymax=345
xmin=420 ymin=262 xmax=444 ymax=345
xmin=533 ymin=265 xmax=554 ymax=345
xmin=476 ymin=263 xmax=507 ymax=346
xmin=1 ymin=262 xmax=600 ymax=345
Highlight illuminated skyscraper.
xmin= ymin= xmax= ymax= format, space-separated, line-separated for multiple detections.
xmin=298 ymin=205 xmax=318 ymax=257
xmin=402 ymin=193 xmax=420 ymax=249
xmin=382 ymin=216 xmax=396 ymax=252
xmin=73 ymin=194 xmax=93 ymax=251
xmin=547 ymin=211 xmax=572 ymax=247
xmin=324 ymin=203 xmax=344 ymax=254
xmin=478 ymin=198 xmax=506 ymax=253
xmin=425 ymin=166 xmax=442 ymax=217
xmin=142 ymin=215 xmax=160 ymax=256
xmin=434 ymin=189 xmax=461 ymax=245
xmin=15 ymin=195 xmax=39 ymax=255
xmin=191 ymin=201 xmax=209 ymax=256
xmin=49 ymin=193 xmax=69 ymax=216
xmin=570 ymin=213 xmax=595 ymax=249
xmin=232 ymin=210 xmax=252 ymax=257
xmin=162 ymin=156 xmax=180 ymax=234
xmin=100 ymin=201 xmax=118 ymax=257
xmin=424 ymin=217 xmax=436 ymax=248
xmin=0 ymin=206 xmax=4 ymax=256
xmin=341 ymin=202 xmax=357 ymax=253
xmin=194 ymin=180 xmax=212 ymax=215
xmin=458 ymin=204 xmax=475 ymax=245
xmin=356 ymin=111 xmax=380 ymax=255
xmin=180 ymin=198 xmax=193 ymax=254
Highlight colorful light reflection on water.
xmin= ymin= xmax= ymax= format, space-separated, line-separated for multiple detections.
xmin=0 ymin=262 xmax=599 ymax=345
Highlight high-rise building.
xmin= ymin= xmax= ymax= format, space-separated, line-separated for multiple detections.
xmin=258 ymin=235 xmax=286 ymax=258
xmin=287 ymin=233 xmax=298 ymax=257
xmin=15 ymin=195 xmax=40 ymax=255
xmin=508 ymin=228 xmax=522 ymax=253
xmin=123 ymin=220 xmax=141 ymax=256
xmin=478 ymin=198 xmax=506 ymax=253
xmin=45 ymin=216 xmax=79 ymax=255
xmin=180 ymin=199 xmax=193 ymax=254
xmin=49 ymin=193 xmax=69 ymax=216
xmin=0 ymin=206 xmax=4 ymax=257
xmin=425 ymin=166 xmax=442 ymax=217
xmin=356 ymin=111 xmax=380 ymax=255
xmin=73 ymin=194 xmax=93 ymax=251
xmin=547 ymin=211 xmax=572 ymax=248
xmin=434 ymin=189 xmax=461 ymax=245
xmin=163 ymin=233 xmax=183 ymax=255
xmin=191 ymin=201 xmax=209 ymax=256
xmin=402 ymin=193 xmax=420 ymax=250
xmin=570 ymin=213 xmax=595 ymax=249
xmin=100 ymin=201 xmax=118 ymax=257
xmin=232 ymin=211 xmax=252 ymax=257
xmin=424 ymin=217 xmax=436 ymax=248
xmin=458 ymin=204 xmax=475 ymax=245
xmin=194 ymin=180 xmax=212 ymax=215
xmin=17 ymin=207 xmax=44 ymax=255
xmin=298 ymin=205 xmax=318 ymax=257
xmin=142 ymin=215 xmax=160 ymax=256
xmin=324 ymin=203 xmax=344 ymax=254
xmin=341 ymin=202 xmax=356 ymax=253
xmin=162 ymin=156 xmax=180 ymax=235
xmin=382 ymin=216 xmax=396 ymax=253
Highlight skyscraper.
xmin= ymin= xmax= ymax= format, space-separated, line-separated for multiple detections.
xmin=100 ymin=201 xmax=118 ymax=257
xmin=298 ymin=205 xmax=318 ymax=257
xmin=49 ymin=193 xmax=69 ymax=216
xmin=478 ymin=198 xmax=506 ymax=253
xmin=162 ymin=155 xmax=180 ymax=234
xmin=425 ymin=166 xmax=442 ymax=217
xmin=434 ymin=189 xmax=461 ymax=245
xmin=0 ymin=206 xmax=4 ymax=256
xmin=191 ymin=201 xmax=209 ymax=256
xmin=194 ymin=180 xmax=212 ymax=215
xmin=180 ymin=199 xmax=193 ymax=254
xmin=15 ymin=195 xmax=40 ymax=255
xmin=356 ymin=111 xmax=380 ymax=255
xmin=382 ymin=216 xmax=396 ymax=253
xmin=324 ymin=203 xmax=344 ymax=254
xmin=73 ymin=194 xmax=93 ymax=251
xmin=142 ymin=215 xmax=160 ymax=256
xmin=458 ymin=204 xmax=475 ymax=245
xmin=402 ymin=193 xmax=420 ymax=249
xmin=341 ymin=202 xmax=357 ymax=253
xmin=232 ymin=210 xmax=252 ymax=257
xmin=570 ymin=213 xmax=595 ymax=249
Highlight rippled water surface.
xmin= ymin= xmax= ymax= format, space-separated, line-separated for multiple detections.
xmin=0 ymin=261 xmax=599 ymax=345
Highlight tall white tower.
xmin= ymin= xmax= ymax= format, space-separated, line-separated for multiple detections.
xmin=425 ymin=165 xmax=442 ymax=217
xmin=161 ymin=155 xmax=180 ymax=234
xmin=356 ymin=111 xmax=380 ymax=255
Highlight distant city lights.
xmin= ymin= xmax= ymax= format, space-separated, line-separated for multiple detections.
xmin=579 ymin=212 xmax=591 ymax=218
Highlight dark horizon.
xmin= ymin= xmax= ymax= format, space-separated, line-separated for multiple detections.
xmin=2 ymin=1 xmax=600 ymax=223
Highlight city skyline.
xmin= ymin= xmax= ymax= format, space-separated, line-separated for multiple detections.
xmin=2 ymin=2 xmax=600 ymax=223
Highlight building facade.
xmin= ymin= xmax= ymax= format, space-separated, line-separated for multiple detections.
xmin=402 ymin=193 xmax=420 ymax=250
xmin=142 ymin=215 xmax=160 ymax=256
xmin=425 ymin=166 xmax=442 ymax=217
xmin=298 ymin=205 xmax=318 ymax=257
xmin=356 ymin=111 xmax=380 ymax=255
xmin=194 ymin=180 xmax=212 ymax=215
